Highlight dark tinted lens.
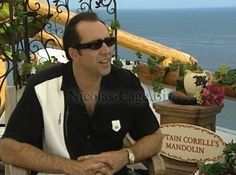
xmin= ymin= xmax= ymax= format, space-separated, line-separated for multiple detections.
xmin=88 ymin=40 xmax=103 ymax=50
xmin=104 ymin=37 xmax=116 ymax=47
xmin=75 ymin=37 xmax=116 ymax=50
xmin=89 ymin=37 xmax=116 ymax=49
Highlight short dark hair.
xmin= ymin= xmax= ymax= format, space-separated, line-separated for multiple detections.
xmin=63 ymin=12 xmax=103 ymax=60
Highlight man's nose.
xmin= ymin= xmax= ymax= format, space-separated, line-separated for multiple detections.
xmin=100 ymin=42 xmax=112 ymax=53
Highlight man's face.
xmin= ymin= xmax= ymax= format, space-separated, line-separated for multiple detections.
xmin=72 ymin=20 xmax=114 ymax=77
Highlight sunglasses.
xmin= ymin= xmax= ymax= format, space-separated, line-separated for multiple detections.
xmin=73 ymin=37 xmax=116 ymax=50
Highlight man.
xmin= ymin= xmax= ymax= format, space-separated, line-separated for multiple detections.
xmin=0 ymin=12 xmax=162 ymax=175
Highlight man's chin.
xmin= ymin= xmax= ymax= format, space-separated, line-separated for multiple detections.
xmin=101 ymin=67 xmax=111 ymax=76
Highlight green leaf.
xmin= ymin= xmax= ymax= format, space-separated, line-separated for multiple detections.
xmin=112 ymin=59 xmax=123 ymax=68
xmin=222 ymin=76 xmax=235 ymax=85
xmin=156 ymin=56 xmax=165 ymax=64
xmin=0 ymin=44 xmax=12 ymax=58
xmin=147 ymin=57 xmax=158 ymax=73
xmin=217 ymin=64 xmax=231 ymax=74
xmin=0 ymin=3 xmax=10 ymax=21
xmin=228 ymin=69 xmax=236 ymax=76
xmin=168 ymin=60 xmax=181 ymax=71
xmin=110 ymin=20 xmax=120 ymax=30
xmin=214 ymin=71 xmax=222 ymax=79
xmin=152 ymin=77 xmax=164 ymax=95
xmin=21 ymin=63 xmax=32 ymax=75
xmin=17 ymin=50 xmax=27 ymax=62
xmin=35 ymin=61 xmax=53 ymax=72
xmin=135 ymin=51 xmax=142 ymax=60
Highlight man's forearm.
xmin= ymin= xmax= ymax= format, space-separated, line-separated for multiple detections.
xmin=130 ymin=129 xmax=163 ymax=163
xmin=0 ymin=138 xmax=70 ymax=174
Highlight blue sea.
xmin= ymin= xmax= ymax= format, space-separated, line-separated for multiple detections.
xmin=108 ymin=8 xmax=236 ymax=130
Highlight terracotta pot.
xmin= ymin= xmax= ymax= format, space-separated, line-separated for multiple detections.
xmin=164 ymin=70 xmax=178 ymax=86
xmin=223 ymin=84 xmax=236 ymax=98
xmin=136 ymin=63 xmax=165 ymax=85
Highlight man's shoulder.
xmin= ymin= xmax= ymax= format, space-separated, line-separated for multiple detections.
xmin=110 ymin=65 xmax=135 ymax=81
xmin=111 ymin=65 xmax=134 ymax=78
xmin=27 ymin=63 xmax=64 ymax=87
xmin=104 ymin=65 xmax=140 ymax=89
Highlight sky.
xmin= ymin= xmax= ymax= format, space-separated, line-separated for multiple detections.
xmin=117 ymin=0 xmax=236 ymax=9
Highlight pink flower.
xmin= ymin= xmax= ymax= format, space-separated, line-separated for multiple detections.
xmin=201 ymin=84 xmax=224 ymax=106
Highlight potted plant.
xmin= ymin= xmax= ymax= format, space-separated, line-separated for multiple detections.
xmin=0 ymin=0 xmax=52 ymax=87
xmin=131 ymin=52 xmax=166 ymax=95
xmin=132 ymin=52 xmax=164 ymax=83
xmin=194 ymin=141 xmax=236 ymax=175
xmin=213 ymin=65 xmax=236 ymax=98
xmin=163 ymin=59 xmax=198 ymax=86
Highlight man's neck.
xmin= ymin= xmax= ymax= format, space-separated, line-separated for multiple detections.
xmin=72 ymin=64 xmax=101 ymax=93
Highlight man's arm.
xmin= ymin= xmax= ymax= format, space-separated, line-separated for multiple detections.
xmin=0 ymin=138 xmax=112 ymax=175
xmin=78 ymin=129 xmax=163 ymax=173
xmin=130 ymin=129 xmax=163 ymax=162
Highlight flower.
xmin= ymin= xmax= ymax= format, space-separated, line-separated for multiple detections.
xmin=195 ymin=84 xmax=224 ymax=106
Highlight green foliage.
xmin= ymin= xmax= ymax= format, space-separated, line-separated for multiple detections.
xmin=198 ymin=141 xmax=236 ymax=175
xmin=135 ymin=51 xmax=142 ymax=60
xmin=35 ymin=60 xmax=53 ymax=72
xmin=133 ymin=51 xmax=165 ymax=74
xmin=147 ymin=56 xmax=158 ymax=73
xmin=0 ymin=1 xmax=53 ymax=87
xmin=20 ymin=62 xmax=32 ymax=76
xmin=224 ymin=141 xmax=236 ymax=169
xmin=168 ymin=59 xmax=202 ymax=72
xmin=0 ymin=2 xmax=9 ymax=21
xmin=168 ymin=60 xmax=181 ymax=71
xmin=132 ymin=51 xmax=142 ymax=73
xmin=19 ymin=56 xmax=58 ymax=86
xmin=152 ymin=77 xmax=164 ymax=95
xmin=132 ymin=52 xmax=166 ymax=94
xmin=110 ymin=20 xmax=121 ymax=30
xmin=214 ymin=65 xmax=236 ymax=86
xmin=0 ymin=44 xmax=11 ymax=58
xmin=147 ymin=56 xmax=165 ymax=74
xmin=112 ymin=58 xmax=123 ymax=68
xmin=108 ymin=20 xmax=120 ymax=36
xmin=17 ymin=50 xmax=27 ymax=62
xmin=198 ymin=162 xmax=226 ymax=175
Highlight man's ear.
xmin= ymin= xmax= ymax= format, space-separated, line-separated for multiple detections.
xmin=68 ymin=47 xmax=77 ymax=60
xmin=68 ymin=47 xmax=81 ymax=60
xmin=68 ymin=47 xmax=80 ymax=60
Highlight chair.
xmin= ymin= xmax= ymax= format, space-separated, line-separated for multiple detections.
xmin=123 ymin=135 xmax=165 ymax=175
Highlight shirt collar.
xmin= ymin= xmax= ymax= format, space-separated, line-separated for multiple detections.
xmin=61 ymin=61 xmax=79 ymax=92
xmin=61 ymin=62 xmax=115 ymax=92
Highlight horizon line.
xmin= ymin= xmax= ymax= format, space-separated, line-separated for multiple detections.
xmin=117 ymin=6 xmax=236 ymax=10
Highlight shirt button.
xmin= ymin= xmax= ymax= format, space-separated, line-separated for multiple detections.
xmin=86 ymin=135 xmax=90 ymax=139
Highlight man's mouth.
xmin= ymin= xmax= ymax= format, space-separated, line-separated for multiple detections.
xmin=99 ymin=59 xmax=109 ymax=64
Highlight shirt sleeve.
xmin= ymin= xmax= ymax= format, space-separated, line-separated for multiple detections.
xmin=3 ymin=82 xmax=43 ymax=148
xmin=128 ymin=72 xmax=160 ymax=141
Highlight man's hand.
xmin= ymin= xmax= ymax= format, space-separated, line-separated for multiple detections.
xmin=77 ymin=149 xmax=129 ymax=174
xmin=66 ymin=157 xmax=113 ymax=175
